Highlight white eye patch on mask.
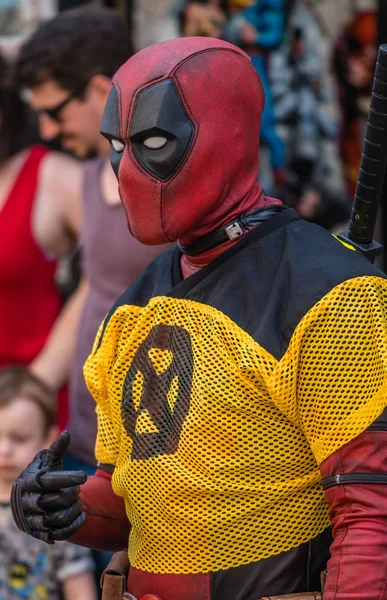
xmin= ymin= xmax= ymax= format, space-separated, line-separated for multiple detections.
xmin=143 ymin=136 xmax=168 ymax=150
xmin=111 ymin=139 xmax=125 ymax=152
xmin=111 ymin=136 xmax=168 ymax=152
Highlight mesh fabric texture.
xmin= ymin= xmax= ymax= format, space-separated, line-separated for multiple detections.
xmin=84 ymin=275 xmax=387 ymax=574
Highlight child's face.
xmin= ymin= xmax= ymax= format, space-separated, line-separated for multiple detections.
xmin=0 ymin=397 xmax=57 ymax=485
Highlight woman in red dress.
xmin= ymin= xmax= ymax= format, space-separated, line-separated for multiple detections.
xmin=0 ymin=57 xmax=82 ymax=427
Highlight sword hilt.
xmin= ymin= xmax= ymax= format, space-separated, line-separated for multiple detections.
xmin=337 ymin=44 xmax=387 ymax=261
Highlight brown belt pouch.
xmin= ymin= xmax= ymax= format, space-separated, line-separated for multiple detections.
xmin=260 ymin=595 xmax=321 ymax=600
xmin=260 ymin=569 xmax=326 ymax=599
xmin=100 ymin=550 xmax=130 ymax=600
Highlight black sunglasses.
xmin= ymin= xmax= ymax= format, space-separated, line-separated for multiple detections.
xmin=35 ymin=80 xmax=89 ymax=123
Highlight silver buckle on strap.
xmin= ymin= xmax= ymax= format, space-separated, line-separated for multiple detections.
xmin=225 ymin=221 xmax=244 ymax=240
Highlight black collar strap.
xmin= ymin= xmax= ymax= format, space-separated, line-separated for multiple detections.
xmin=179 ymin=205 xmax=288 ymax=256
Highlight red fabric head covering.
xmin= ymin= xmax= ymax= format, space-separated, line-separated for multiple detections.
xmin=109 ymin=37 xmax=270 ymax=246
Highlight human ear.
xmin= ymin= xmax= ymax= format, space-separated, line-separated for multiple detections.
xmin=88 ymin=74 xmax=112 ymax=103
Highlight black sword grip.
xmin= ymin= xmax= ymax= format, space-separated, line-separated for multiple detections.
xmin=347 ymin=44 xmax=387 ymax=246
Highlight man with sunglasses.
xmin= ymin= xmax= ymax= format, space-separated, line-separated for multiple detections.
xmin=31 ymin=78 xmax=89 ymax=126
xmin=16 ymin=7 xmax=133 ymax=160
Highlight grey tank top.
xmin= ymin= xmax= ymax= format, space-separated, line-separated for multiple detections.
xmin=68 ymin=157 xmax=171 ymax=465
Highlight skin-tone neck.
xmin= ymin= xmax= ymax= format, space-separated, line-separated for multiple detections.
xmin=101 ymin=159 xmax=121 ymax=207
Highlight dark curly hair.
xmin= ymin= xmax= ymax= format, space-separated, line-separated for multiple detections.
xmin=15 ymin=5 xmax=133 ymax=93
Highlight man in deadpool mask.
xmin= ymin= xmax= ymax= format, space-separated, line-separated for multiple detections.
xmin=10 ymin=37 xmax=387 ymax=600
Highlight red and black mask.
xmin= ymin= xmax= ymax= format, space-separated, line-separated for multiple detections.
xmin=100 ymin=37 xmax=265 ymax=246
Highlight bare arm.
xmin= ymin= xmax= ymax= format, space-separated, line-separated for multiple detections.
xmin=62 ymin=570 xmax=98 ymax=600
xmin=29 ymin=276 xmax=89 ymax=389
xmin=29 ymin=151 xmax=87 ymax=389
xmin=33 ymin=151 xmax=83 ymax=257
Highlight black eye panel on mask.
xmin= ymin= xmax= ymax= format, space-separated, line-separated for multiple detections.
xmin=100 ymin=85 xmax=123 ymax=179
xmin=130 ymin=79 xmax=194 ymax=182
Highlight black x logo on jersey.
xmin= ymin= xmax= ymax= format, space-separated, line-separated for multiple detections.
xmin=122 ymin=323 xmax=193 ymax=460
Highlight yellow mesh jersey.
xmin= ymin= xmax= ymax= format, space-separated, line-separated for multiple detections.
xmin=85 ymin=270 xmax=387 ymax=574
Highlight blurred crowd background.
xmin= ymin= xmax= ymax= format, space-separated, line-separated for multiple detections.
xmin=0 ymin=0 xmax=385 ymax=598
xmin=0 ymin=0 xmax=384 ymax=225
xmin=1 ymin=0 xmax=384 ymax=242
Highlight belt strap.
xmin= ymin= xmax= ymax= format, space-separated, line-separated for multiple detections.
xmin=321 ymin=472 xmax=387 ymax=490
xmin=179 ymin=205 xmax=288 ymax=256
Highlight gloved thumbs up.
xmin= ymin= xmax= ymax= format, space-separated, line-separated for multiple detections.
xmin=11 ymin=431 xmax=87 ymax=544
xmin=40 ymin=430 xmax=72 ymax=469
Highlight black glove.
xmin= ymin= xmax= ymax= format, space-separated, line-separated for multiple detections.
xmin=11 ymin=431 xmax=87 ymax=544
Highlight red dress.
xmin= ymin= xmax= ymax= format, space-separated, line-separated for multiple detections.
xmin=0 ymin=145 xmax=67 ymax=424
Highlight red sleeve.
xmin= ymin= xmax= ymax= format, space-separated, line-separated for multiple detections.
xmin=320 ymin=429 xmax=387 ymax=600
xmin=69 ymin=467 xmax=130 ymax=551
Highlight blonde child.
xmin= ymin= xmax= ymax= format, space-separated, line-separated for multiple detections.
xmin=0 ymin=365 xmax=97 ymax=600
